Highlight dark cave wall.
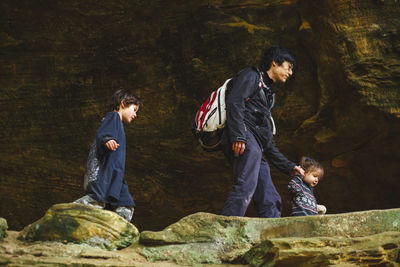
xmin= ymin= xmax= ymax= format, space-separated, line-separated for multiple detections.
xmin=296 ymin=0 xmax=400 ymax=213
xmin=0 ymin=0 xmax=399 ymax=231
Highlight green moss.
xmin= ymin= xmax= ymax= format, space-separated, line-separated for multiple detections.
xmin=22 ymin=214 xmax=80 ymax=243
xmin=113 ymin=226 xmax=139 ymax=249
xmin=242 ymin=240 xmax=278 ymax=267
xmin=0 ymin=217 xmax=7 ymax=241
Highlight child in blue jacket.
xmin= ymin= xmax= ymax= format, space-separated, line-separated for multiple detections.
xmin=74 ymin=89 xmax=142 ymax=222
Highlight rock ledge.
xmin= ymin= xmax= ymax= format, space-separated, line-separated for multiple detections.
xmin=18 ymin=203 xmax=139 ymax=250
xmin=139 ymin=209 xmax=400 ymax=265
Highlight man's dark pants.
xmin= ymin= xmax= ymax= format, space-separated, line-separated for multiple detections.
xmin=221 ymin=130 xmax=281 ymax=217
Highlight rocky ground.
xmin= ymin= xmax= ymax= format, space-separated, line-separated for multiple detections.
xmin=1 ymin=0 xmax=399 ymax=233
xmin=1 ymin=204 xmax=399 ymax=266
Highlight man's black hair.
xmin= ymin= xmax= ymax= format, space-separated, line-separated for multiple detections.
xmin=110 ymin=89 xmax=143 ymax=111
xmin=258 ymin=46 xmax=296 ymax=73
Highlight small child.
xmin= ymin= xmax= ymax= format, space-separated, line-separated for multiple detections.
xmin=288 ymin=156 xmax=326 ymax=216
xmin=74 ymin=89 xmax=143 ymax=222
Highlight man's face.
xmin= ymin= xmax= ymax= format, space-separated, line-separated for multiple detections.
xmin=269 ymin=60 xmax=293 ymax=83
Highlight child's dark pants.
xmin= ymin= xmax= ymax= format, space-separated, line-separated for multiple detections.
xmin=221 ymin=130 xmax=281 ymax=217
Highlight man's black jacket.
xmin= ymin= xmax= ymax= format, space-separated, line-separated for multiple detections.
xmin=224 ymin=67 xmax=295 ymax=175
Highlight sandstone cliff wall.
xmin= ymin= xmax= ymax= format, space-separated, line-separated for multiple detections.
xmin=0 ymin=0 xmax=399 ymax=230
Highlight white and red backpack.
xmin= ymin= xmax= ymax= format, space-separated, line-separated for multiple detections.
xmin=194 ymin=79 xmax=231 ymax=132
xmin=193 ymin=71 xmax=273 ymax=152
xmin=192 ymin=79 xmax=231 ymax=151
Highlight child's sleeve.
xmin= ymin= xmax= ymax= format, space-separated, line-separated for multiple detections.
xmin=95 ymin=112 xmax=121 ymax=153
xmin=288 ymin=175 xmax=303 ymax=193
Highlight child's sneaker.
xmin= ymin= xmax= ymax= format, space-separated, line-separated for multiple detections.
xmin=73 ymin=195 xmax=105 ymax=209
xmin=114 ymin=206 xmax=134 ymax=222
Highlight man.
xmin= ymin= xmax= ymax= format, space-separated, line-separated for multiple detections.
xmin=221 ymin=46 xmax=304 ymax=217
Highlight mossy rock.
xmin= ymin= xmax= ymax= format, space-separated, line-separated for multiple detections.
xmin=141 ymin=208 xmax=400 ymax=244
xmin=139 ymin=209 xmax=400 ymax=265
xmin=0 ymin=217 xmax=7 ymax=241
xmin=18 ymin=203 xmax=139 ymax=250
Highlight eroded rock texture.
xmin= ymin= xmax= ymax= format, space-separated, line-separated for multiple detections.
xmin=18 ymin=203 xmax=139 ymax=250
xmin=244 ymin=232 xmax=400 ymax=266
xmin=0 ymin=0 xmax=399 ymax=231
xmin=1 ymin=208 xmax=399 ymax=266
xmin=139 ymin=209 xmax=400 ymax=265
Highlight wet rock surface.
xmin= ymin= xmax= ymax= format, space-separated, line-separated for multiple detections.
xmin=18 ymin=203 xmax=139 ymax=250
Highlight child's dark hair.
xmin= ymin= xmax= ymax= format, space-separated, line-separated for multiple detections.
xmin=299 ymin=156 xmax=324 ymax=179
xmin=258 ymin=46 xmax=296 ymax=74
xmin=110 ymin=89 xmax=143 ymax=112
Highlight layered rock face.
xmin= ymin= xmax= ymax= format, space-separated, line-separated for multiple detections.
xmin=1 ymin=207 xmax=400 ymax=266
xmin=139 ymin=209 xmax=400 ymax=265
xmin=0 ymin=0 xmax=399 ymax=232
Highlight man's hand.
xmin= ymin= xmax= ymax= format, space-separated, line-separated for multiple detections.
xmin=232 ymin=141 xmax=246 ymax=157
xmin=291 ymin=165 xmax=305 ymax=177
xmin=105 ymin=140 xmax=120 ymax=151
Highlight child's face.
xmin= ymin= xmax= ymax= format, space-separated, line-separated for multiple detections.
xmin=119 ymin=104 xmax=139 ymax=124
xmin=303 ymin=171 xmax=320 ymax=187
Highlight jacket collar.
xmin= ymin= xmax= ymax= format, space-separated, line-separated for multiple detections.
xmin=262 ymin=71 xmax=274 ymax=87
